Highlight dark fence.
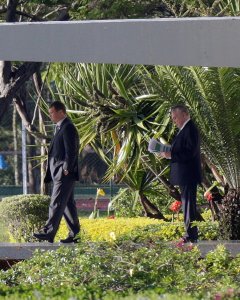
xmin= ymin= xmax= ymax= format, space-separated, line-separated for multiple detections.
xmin=0 ymin=184 xmax=126 ymax=211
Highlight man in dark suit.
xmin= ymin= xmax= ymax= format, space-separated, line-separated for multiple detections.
xmin=160 ymin=104 xmax=202 ymax=243
xmin=34 ymin=101 xmax=80 ymax=243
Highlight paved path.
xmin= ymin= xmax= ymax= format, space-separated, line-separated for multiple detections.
xmin=173 ymin=240 xmax=240 ymax=257
xmin=0 ymin=242 xmax=73 ymax=260
xmin=0 ymin=241 xmax=240 ymax=261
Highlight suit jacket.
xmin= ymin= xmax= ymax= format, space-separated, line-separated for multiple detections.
xmin=44 ymin=117 xmax=79 ymax=183
xmin=170 ymin=119 xmax=202 ymax=186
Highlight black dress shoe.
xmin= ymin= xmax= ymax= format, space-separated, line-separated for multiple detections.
xmin=189 ymin=239 xmax=198 ymax=244
xmin=33 ymin=232 xmax=54 ymax=243
xmin=181 ymin=237 xmax=198 ymax=244
xmin=60 ymin=236 xmax=80 ymax=243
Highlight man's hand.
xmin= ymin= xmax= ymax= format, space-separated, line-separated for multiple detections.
xmin=159 ymin=152 xmax=171 ymax=159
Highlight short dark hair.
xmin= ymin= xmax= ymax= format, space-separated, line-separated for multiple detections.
xmin=49 ymin=101 xmax=66 ymax=113
xmin=170 ymin=104 xmax=189 ymax=115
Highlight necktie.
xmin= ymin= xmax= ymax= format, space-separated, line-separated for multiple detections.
xmin=54 ymin=125 xmax=60 ymax=134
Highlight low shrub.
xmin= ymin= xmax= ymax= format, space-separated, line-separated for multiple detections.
xmin=0 ymin=241 xmax=239 ymax=299
xmin=196 ymin=220 xmax=219 ymax=240
xmin=0 ymin=283 xmax=198 ymax=299
xmin=55 ymin=216 xmax=219 ymax=243
xmin=0 ymin=194 xmax=50 ymax=242
xmin=110 ymin=186 xmax=209 ymax=217
xmin=1 ymin=201 xmax=219 ymax=243
xmin=0 ymin=283 xmax=107 ymax=300
xmin=110 ymin=187 xmax=174 ymax=217
xmin=78 ymin=217 xmax=166 ymax=242
xmin=110 ymin=188 xmax=144 ymax=217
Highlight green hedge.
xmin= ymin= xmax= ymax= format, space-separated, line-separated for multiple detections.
xmin=0 ymin=194 xmax=50 ymax=242
xmin=0 ymin=240 xmax=239 ymax=300
xmin=55 ymin=214 xmax=219 ymax=243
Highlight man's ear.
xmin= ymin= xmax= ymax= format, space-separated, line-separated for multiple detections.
xmin=60 ymin=110 xmax=65 ymax=116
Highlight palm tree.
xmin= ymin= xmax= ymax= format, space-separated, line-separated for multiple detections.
xmin=218 ymin=0 xmax=240 ymax=15
xmin=143 ymin=65 xmax=240 ymax=239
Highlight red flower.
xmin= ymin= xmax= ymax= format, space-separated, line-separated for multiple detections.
xmin=169 ymin=200 xmax=182 ymax=212
xmin=107 ymin=215 xmax=115 ymax=219
xmin=214 ymin=294 xmax=222 ymax=300
xmin=204 ymin=191 xmax=213 ymax=202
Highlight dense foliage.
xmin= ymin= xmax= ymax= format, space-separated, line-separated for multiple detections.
xmin=69 ymin=0 xmax=240 ymax=19
xmin=55 ymin=214 xmax=218 ymax=243
xmin=0 ymin=228 xmax=239 ymax=299
xmin=0 ymin=194 xmax=50 ymax=242
xmin=46 ymin=61 xmax=240 ymax=237
xmin=0 ymin=202 xmax=232 ymax=299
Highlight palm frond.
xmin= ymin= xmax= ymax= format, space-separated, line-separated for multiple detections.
xmin=146 ymin=65 xmax=240 ymax=189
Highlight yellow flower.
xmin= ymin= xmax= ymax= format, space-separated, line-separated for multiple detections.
xmin=97 ymin=188 xmax=105 ymax=197
xmin=109 ymin=231 xmax=116 ymax=241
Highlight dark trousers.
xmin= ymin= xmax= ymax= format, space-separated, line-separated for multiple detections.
xmin=179 ymin=184 xmax=198 ymax=241
xmin=44 ymin=175 xmax=80 ymax=239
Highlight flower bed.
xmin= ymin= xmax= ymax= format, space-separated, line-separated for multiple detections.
xmin=0 ymin=238 xmax=239 ymax=300
xmin=56 ymin=215 xmax=219 ymax=242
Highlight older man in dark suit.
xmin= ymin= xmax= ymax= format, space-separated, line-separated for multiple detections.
xmin=34 ymin=101 xmax=80 ymax=243
xmin=160 ymin=104 xmax=202 ymax=243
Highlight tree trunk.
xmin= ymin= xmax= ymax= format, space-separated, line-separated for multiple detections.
xmin=139 ymin=193 xmax=167 ymax=220
xmin=201 ymin=154 xmax=224 ymax=221
xmin=33 ymin=71 xmax=49 ymax=194
xmin=0 ymin=3 xmax=70 ymax=123
xmin=6 ymin=0 xmax=18 ymax=23
xmin=27 ymin=134 xmax=37 ymax=193
xmin=0 ymin=1 xmax=22 ymax=120
xmin=39 ymin=108 xmax=48 ymax=194
xmin=12 ymin=104 xmax=19 ymax=185
xmin=219 ymin=188 xmax=240 ymax=240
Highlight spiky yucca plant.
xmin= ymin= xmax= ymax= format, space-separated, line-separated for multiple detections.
xmin=44 ymin=63 xmax=174 ymax=219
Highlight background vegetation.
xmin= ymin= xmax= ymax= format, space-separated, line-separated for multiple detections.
xmin=0 ymin=1 xmax=240 ymax=299
xmin=0 ymin=222 xmax=238 ymax=300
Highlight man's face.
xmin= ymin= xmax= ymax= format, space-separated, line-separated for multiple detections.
xmin=49 ymin=107 xmax=65 ymax=123
xmin=171 ymin=109 xmax=188 ymax=129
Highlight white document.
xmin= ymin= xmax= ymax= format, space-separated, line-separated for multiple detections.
xmin=148 ymin=138 xmax=171 ymax=153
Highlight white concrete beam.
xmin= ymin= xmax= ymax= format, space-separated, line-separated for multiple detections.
xmin=0 ymin=17 xmax=240 ymax=67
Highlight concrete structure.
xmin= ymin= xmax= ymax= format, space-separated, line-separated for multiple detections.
xmin=0 ymin=17 xmax=240 ymax=67
xmin=0 ymin=241 xmax=239 ymax=262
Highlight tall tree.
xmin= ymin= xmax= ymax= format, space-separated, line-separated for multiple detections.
xmin=0 ymin=1 xmax=72 ymax=190
xmin=0 ymin=0 xmax=70 ymax=126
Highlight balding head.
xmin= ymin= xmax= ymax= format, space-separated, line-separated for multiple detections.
xmin=170 ymin=104 xmax=190 ymax=129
